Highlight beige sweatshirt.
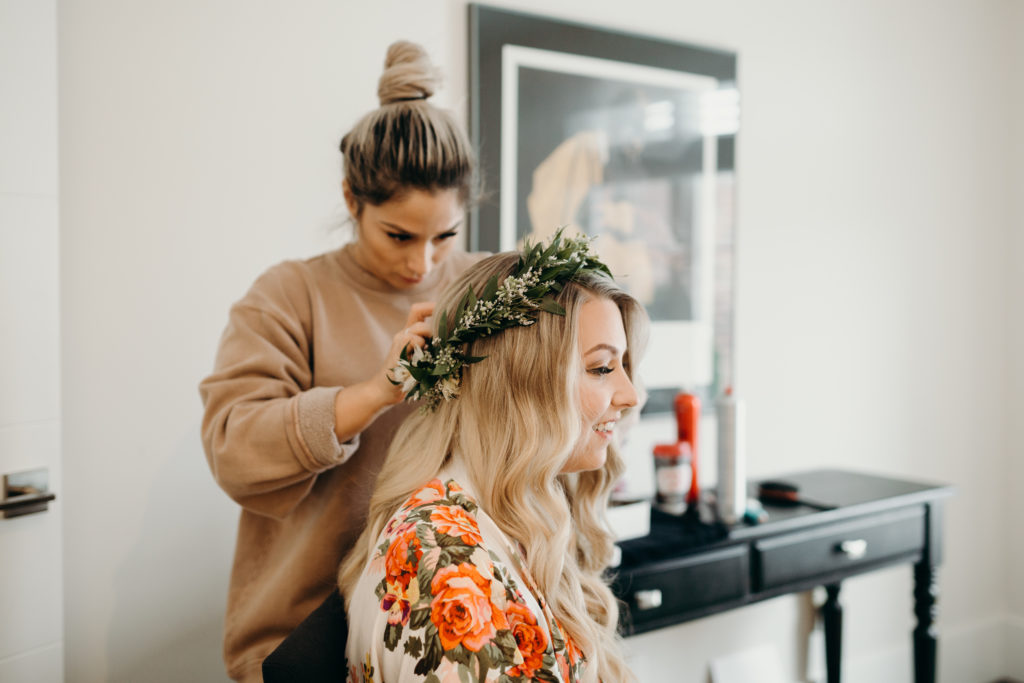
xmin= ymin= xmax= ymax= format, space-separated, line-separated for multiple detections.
xmin=199 ymin=243 xmax=481 ymax=682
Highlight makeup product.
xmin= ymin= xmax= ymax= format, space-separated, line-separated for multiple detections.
xmin=653 ymin=441 xmax=692 ymax=514
xmin=674 ymin=392 xmax=700 ymax=505
xmin=715 ymin=388 xmax=746 ymax=524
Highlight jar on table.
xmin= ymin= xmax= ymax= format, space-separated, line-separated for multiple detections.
xmin=653 ymin=441 xmax=692 ymax=515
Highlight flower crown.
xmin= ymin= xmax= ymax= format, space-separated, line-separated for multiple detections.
xmin=391 ymin=229 xmax=612 ymax=411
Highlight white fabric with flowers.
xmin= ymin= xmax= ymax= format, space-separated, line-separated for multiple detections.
xmin=345 ymin=465 xmax=585 ymax=682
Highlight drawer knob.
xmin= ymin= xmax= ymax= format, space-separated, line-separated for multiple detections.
xmin=634 ymin=589 xmax=663 ymax=610
xmin=837 ymin=539 xmax=868 ymax=559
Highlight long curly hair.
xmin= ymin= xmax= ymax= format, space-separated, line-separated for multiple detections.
xmin=339 ymin=251 xmax=648 ymax=682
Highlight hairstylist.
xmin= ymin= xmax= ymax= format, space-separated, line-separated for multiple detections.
xmin=199 ymin=40 xmax=482 ymax=683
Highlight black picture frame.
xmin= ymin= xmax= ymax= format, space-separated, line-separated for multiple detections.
xmin=468 ymin=4 xmax=739 ymax=407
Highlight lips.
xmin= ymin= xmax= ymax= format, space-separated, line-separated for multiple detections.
xmin=594 ymin=420 xmax=616 ymax=434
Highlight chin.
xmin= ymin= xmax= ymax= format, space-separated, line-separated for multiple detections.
xmin=563 ymin=445 xmax=609 ymax=474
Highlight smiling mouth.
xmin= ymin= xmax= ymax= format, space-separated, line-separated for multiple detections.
xmin=594 ymin=421 xmax=616 ymax=434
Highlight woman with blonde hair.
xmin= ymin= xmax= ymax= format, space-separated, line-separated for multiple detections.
xmin=340 ymin=232 xmax=646 ymax=682
xmin=200 ymin=40 xmax=483 ymax=682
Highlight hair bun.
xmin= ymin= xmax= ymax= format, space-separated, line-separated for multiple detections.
xmin=378 ymin=40 xmax=441 ymax=105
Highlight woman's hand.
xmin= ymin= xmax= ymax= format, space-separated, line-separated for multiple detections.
xmin=378 ymin=301 xmax=435 ymax=405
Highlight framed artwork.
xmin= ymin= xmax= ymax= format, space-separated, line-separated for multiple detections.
xmin=468 ymin=5 xmax=740 ymax=408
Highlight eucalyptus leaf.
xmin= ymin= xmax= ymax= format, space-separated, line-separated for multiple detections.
xmin=437 ymin=312 xmax=448 ymax=342
xmin=481 ymin=275 xmax=499 ymax=301
xmin=540 ymin=297 xmax=566 ymax=316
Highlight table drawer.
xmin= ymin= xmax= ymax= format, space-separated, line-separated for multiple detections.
xmin=613 ymin=545 xmax=749 ymax=631
xmin=755 ymin=507 xmax=925 ymax=590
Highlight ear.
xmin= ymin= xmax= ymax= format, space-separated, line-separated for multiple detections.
xmin=342 ymin=180 xmax=362 ymax=219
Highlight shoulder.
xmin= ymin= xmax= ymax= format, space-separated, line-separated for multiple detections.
xmin=233 ymin=250 xmax=345 ymax=322
xmin=245 ymin=252 xmax=335 ymax=302
xmin=373 ymin=478 xmax=486 ymax=586
xmin=350 ymin=478 xmax=568 ymax=681
xmin=362 ymin=479 xmax=509 ymax=664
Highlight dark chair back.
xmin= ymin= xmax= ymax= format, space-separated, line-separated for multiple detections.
xmin=262 ymin=588 xmax=349 ymax=682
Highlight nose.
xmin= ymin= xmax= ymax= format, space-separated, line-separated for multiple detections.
xmin=408 ymin=242 xmax=434 ymax=278
xmin=614 ymin=367 xmax=639 ymax=410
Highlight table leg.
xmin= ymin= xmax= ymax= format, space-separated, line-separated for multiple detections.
xmin=823 ymin=583 xmax=842 ymax=683
xmin=913 ymin=561 xmax=938 ymax=683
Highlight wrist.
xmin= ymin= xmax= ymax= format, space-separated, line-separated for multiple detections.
xmin=365 ymin=370 xmax=403 ymax=409
xmin=332 ymin=378 xmax=396 ymax=443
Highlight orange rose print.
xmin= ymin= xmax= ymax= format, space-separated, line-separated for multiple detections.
xmin=555 ymin=616 xmax=583 ymax=668
xmin=556 ymin=652 xmax=570 ymax=681
xmin=504 ymin=601 xmax=548 ymax=678
xmin=384 ymin=526 xmax=421 ymax=591
xmin=430 ymin=562 xmax=508 ymax=651
xmin=430 ymin=505 xmax=484 ymax=546
xmin=564 ymin=630 xmax=583 ymax=668
xmin=403 ymin=479 xmax=446 ymax=510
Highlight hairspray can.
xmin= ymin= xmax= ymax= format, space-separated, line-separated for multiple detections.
xmin=674 ymin=392 xmax=700 ymax=505
xmin=715 ymin=388 xmax=746 ymax=524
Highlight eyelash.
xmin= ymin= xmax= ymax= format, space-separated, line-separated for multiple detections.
xmin=386 ymin=232 xmax=458 ymax=243
xmin=588 ymin=366 xmax=614 ymax=376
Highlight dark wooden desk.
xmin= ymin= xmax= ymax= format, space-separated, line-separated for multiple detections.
xmin=611 ymin=469 xmax=953 ymax=683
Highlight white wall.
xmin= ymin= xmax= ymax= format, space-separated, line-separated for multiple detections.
xmin=0 ymin=0 xmax=63 ymax=680
xmin=56 ymin=1 xmax=1020 ymax=682
xmin=1007 ymin=0 xmax=1024 ymax=675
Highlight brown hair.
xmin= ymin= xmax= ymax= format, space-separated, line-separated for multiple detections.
xmin=339 ymin=41 xmax=478 ymax=214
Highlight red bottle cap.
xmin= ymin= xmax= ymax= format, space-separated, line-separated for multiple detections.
xmin=653 ymin=442 xmax=692 ymax=458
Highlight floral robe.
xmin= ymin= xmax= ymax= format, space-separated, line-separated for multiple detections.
xmin=345 ymin=469 xmax=585 ymax=682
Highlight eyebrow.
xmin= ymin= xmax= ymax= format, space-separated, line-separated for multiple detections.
xmin=380 ymin=220 xmax=463 ymax=234
xmin=584 ymin=343 xmax=622 ymax=357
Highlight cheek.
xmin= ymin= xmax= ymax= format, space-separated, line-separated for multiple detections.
xmin=433 ymin=239 xmax=456 ymax=261
xmin=371 ymin=238 xmax=401 ymax=265
xmin=577 ymin=382 xmax=607 ymax=422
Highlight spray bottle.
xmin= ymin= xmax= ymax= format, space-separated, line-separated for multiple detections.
xmin=673 ymin=392 xmax=701 ymax=507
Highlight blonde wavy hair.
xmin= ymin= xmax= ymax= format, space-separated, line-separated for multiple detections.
xmin=339 ymin=252 xmax=648 ymax=682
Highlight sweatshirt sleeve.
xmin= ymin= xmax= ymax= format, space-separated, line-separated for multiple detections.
xmin=199 ymin=264 xmax=359 ymax=519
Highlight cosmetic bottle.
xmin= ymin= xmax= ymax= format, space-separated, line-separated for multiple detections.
xmin=653 ymin=441 xmax=692 ymax=515
xmin=715 ymin=387 xmax=746 ymax=524
xmin=674 ymin=392 xmax=700 ymax=506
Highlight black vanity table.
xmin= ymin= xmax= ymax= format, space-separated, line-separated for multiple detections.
xmin=610 ymin=469 xmax=954 ymax=683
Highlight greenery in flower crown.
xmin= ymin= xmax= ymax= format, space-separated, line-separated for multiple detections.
xmin=390 ymin=229 xmax=613 ymax=411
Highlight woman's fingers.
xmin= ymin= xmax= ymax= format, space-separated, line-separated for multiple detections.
xmin=387 ymin=320 xmax=431 ymax=368
xmin=405 ymin=301 xmax=435 ymax=327
xmin=405 ymin=320 xmax=432 ymax=347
